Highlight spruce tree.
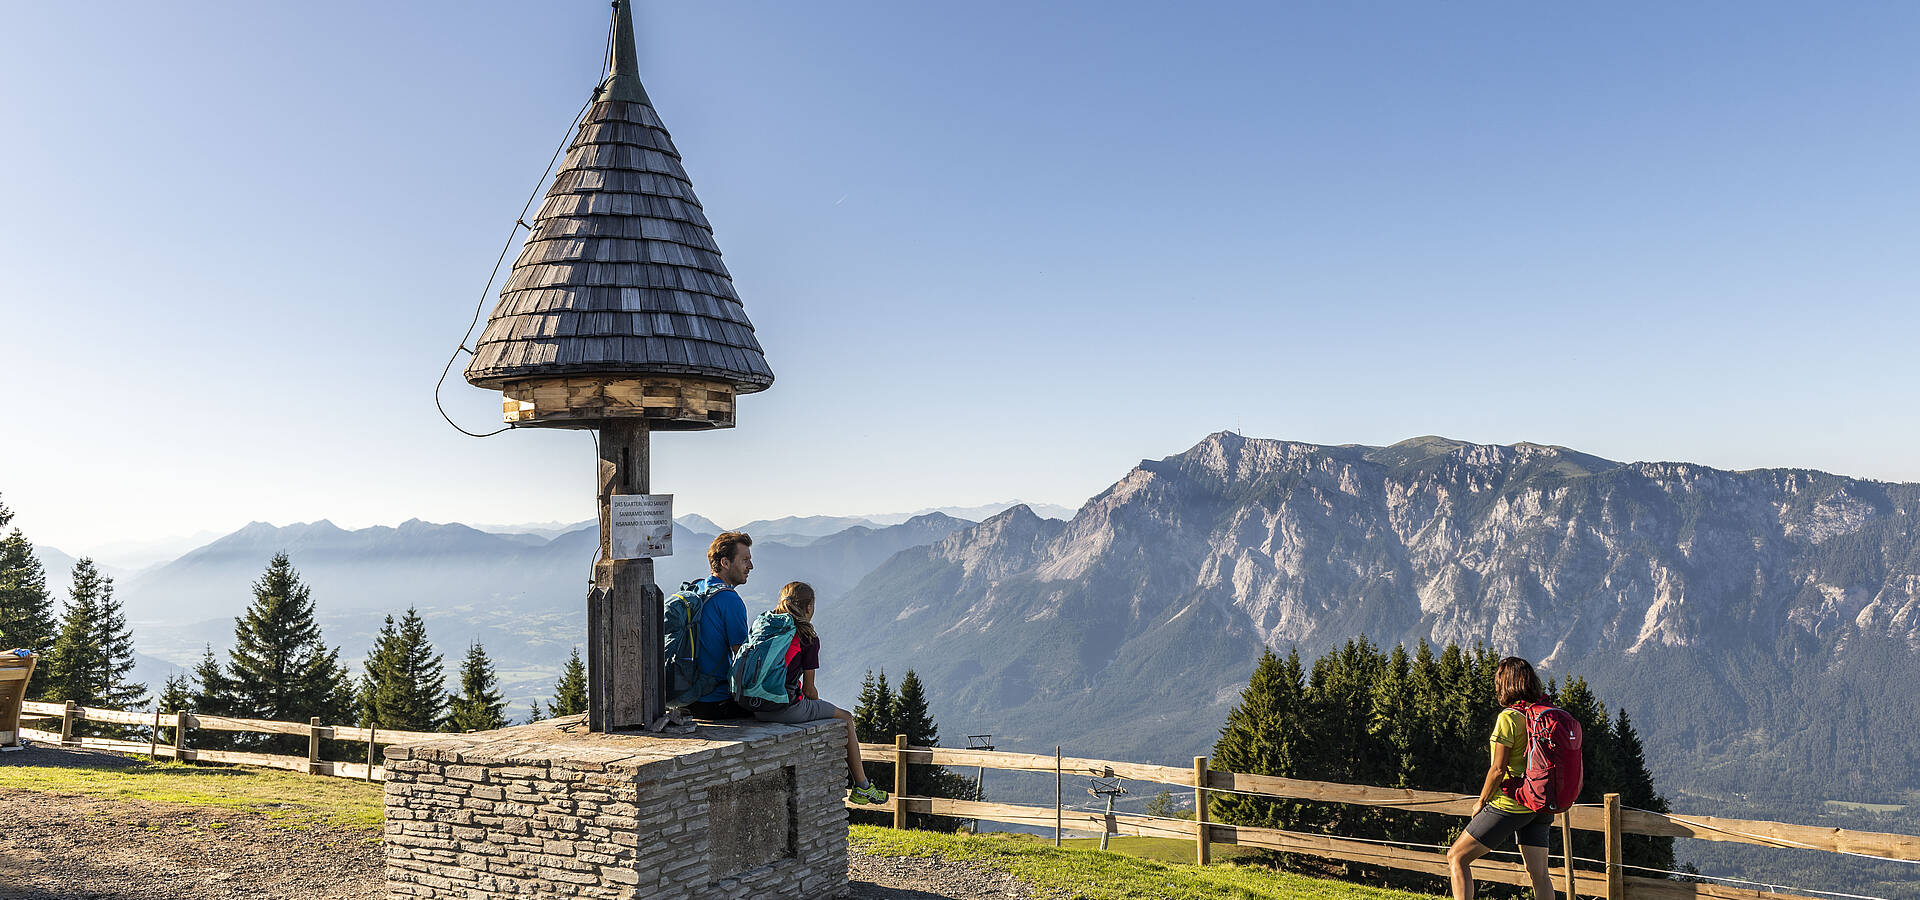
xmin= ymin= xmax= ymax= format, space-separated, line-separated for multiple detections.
xmin=0 ymin=497 xmax=58 ymax=692
xmin=188 ymin=644 xmax=238 ymax=750
xmin=1613 ymin=709 xmax=1675 ymax=874
xmin=892 ymin=670 xmax=972 ymax=829
xmin=1211 ymin=648 xmax=1310 ymax=829
xmin=357 ymin=607 xmax=446 ymax=733
xmin=156 ymin=670 xmax=193 ymax=715
xmin=849 ymin=670 xmax=898 ymax=826
xmin=446 ymin=641 xmax=508 ymax=733
xmin=226 ymin=553 xmax=352 ymax=751
xmin=156 ymin=670 xmax=193 ymax=748
xmin=43 ymin=559 xmax=146 ymax=732
xmin=547 ymin=647 xmax=587 ymax=717
xmin=853 ymin=669 xmax=896 ymax=743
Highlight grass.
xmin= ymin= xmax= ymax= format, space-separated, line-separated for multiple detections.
xmin=0 ymin=757 xmax=385 ymax=831
xmin=852 ymin=825 xmax=1439 ymax=900
xmin=1060 ymin=835 xmax=1262 ymax=865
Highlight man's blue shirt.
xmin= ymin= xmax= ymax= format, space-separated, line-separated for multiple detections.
xmin=692 ymin=575 xmax=748 ymax=702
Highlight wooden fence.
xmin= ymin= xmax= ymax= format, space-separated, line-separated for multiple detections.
xmin=15 ymin=703 xmax=1917 ymax=899
xmin=854 ymin=738 xmax=1920 ymax=900
xmin=14 ymin=700 xmax=440 ymax=781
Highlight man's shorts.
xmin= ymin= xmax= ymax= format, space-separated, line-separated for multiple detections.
xmin=1464 ymin=805 xmax=1556 ymax=849
xmin=751 ymin=697 xmax=841 ymax=724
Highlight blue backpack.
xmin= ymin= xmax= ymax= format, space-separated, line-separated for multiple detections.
xmin=663 ymin=580 xmax=731 ymax=707
xmin=729 ymin=611 xmax=798 ymax=712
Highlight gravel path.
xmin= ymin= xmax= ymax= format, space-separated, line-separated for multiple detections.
xmin=0 ymin=745 xmax=1050 ymax=900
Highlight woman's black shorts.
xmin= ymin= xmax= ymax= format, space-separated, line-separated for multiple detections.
xmin=1464 ymin=805 xmax=1555 ymax=849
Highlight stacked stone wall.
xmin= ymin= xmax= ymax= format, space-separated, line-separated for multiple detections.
xmin=384 ymin=717 xmax=848 ymax=899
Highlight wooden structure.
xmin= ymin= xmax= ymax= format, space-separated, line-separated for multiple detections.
xmin=19 ymin=698 xmax=1920 ymax=899
xmin=0 ymin=652 xmax=36 ymax=749
xmin=464 ymin=0 xmax=772 ymax=731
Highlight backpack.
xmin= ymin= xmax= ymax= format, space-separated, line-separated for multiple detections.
xmin=663 ymin=579 xmax=731 ymax=707
xmin=729 ymin=611 xmax=799 ymax=713
xmin=1500 ymin=701 xmax=1585 ymax=813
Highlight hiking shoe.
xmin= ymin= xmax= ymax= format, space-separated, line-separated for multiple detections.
xmin=848 ymin=784 xmax=889 ymax=805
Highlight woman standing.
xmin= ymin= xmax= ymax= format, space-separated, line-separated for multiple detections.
xmin=1447 ymin=656 xmax=1559 ymax=899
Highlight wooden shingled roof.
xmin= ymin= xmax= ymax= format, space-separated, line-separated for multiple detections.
xmin=464 ymin=0 xmax=772 ymax=394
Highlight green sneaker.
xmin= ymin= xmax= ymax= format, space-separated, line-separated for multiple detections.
xmin=848 ymin=784 xmax=889 ymax=805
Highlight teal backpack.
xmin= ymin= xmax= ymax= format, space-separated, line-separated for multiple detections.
xmin=663 ymin=579 xmax=731 ymax=707
xmin=729 ymin=611 xmax=798 ymax=712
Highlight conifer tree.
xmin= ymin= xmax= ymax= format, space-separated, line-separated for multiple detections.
xmin=357 ymin=607 xmax=446 ymax=733
xmin=847 ymin=669 xmax=897 ymax=825
xmin=156 ymin=671 xmax=193 ymax=715
xmin=1211 ymin=648 xmax=1310 ymax=829
xmin=188 ymin=644 xmax=238 ymax=750
xmin=446 ymin=641 xmax=508 ymax=733
xmin=0 ymin=497 xmax=58 ymax=692
xmin=226 ymin=553 xmax=353 ymax=752
xmin=853 ymin=669 xmax=896 ymax=743
xmin=892 ymin=670 xmax=972 ymax=829
xmin=547 ymin=647 xmax=588 ymax=717
xmin=1613 ymin=709 xmax=1674 ymax=873
xmin=43 ymin=559 xmax=146 ymax=733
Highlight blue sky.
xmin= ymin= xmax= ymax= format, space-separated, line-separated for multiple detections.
xmin=3 ymin=1 xmax=1917 ymax=559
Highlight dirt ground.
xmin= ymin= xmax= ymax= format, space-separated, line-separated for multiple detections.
xmin=0 ymin=745 xmax=1042 ymax=900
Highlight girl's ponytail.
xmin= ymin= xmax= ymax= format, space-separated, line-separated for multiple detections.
xmin=776 ymin=581 xmax=818 ymax=645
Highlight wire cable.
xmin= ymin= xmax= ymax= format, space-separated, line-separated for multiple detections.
xmin=433 ymin=12 xmax=617 ymax=438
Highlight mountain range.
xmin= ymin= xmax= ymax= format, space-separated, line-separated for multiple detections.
xmin=29 ymin=503 xmax=1060 ymax=718
xmin=813 ymin=433 xmax=1920 ymax=833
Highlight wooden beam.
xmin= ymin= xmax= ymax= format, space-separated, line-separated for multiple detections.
xmin=590 ymin=418 xmax=661 ymax=731
xmin=893 ymin=734 xmax=909 ymax=830
xmin=1194 ymin=756 xmax=1211 ymax=866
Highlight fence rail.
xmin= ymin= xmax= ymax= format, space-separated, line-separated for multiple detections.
xmin=15 ymin=700 xmax=443 ymax=781
xmin=15 ymin=702 xmax=1913 ymax=900
xmin=858 ymin=740 xmax=1920 ymax=900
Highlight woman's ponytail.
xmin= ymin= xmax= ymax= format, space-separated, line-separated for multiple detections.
xmin=776 ymin=581 xmax=818 ymax=644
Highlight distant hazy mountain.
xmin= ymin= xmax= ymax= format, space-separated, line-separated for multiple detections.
xmin=116 ymin=512 xmax=974 ymax=721
xmin=865 ymin=501 xmax=1076 ymax=526
xmin=816 ymin=433 xmax=1920 ymax=829
xmin=30 ymin=546 xmax=131 ymax=603
xmin=731 ymin=515 xmax=885 ymax=545
xmin=674 ymin=514 xmax=722 ymax=534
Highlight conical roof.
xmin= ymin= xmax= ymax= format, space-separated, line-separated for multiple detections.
xmin=464 ymin=0 xmax=773 ymax=394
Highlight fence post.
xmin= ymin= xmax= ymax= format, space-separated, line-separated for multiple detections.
xmin=1054 ymin=746 xmax=1063 ymax=847
xmin=308 ymin=717 xmax=322 ymax=775
xmin=1561 ymin=812 xmax=1576 ymax=899
xmin=149 ymin=708 xmax=161 ymax=760
xmin=1194 ymin=756 xmax=1211 ymax=866
xmin=892 ymin=734 xmax=908 ymax=830
xmin=60 ymin=701 xmax=77 ymax=745
xmin=1604 ymin=793 xmax=1622 ymax=900
xmin=173 ymin=711 xmax=188 ymax=761
xmin=366 ymin=725 xmax=378 ymax=783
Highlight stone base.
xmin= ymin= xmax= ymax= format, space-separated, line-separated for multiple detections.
xmin=383 ymin=715 xmax=849 ymax=899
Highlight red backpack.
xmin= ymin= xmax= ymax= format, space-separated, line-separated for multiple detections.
xmin=1501 ymin=701 xmax=1584 ymax=813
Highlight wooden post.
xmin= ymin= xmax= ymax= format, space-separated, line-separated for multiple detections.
xmin=366 ymin=725 xmax=378 ymax=783
xmin=172 ymin=711 xmax=188 ymax=761
xmin=308 ymin=717 xmax=322 ymax=775
xmin=1054 ymin=746 xmax=1063 ymax=847
xmin=60 ymin=700 xmax=76 ymax=745
xmin=148 ymin=709 xmax=161 ymax=760
xmin=892 ymin=734 xmax=909 ymax=830
xmin=1194 ymin=756 xmax=1211 ymax=866
xmin=1561 ymin=811 xmax=1576 ymax=899
xmin=590 ymin=418 xmax=662 ymax=731
xmin=1604 ymin=793 xmax=1623 ymax=900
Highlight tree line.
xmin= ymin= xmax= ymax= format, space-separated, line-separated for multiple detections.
xmin=1211 ymin=638 xmax=1673 ymax=888
xmin=0 ymin=494 xmax=598 ymax=745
